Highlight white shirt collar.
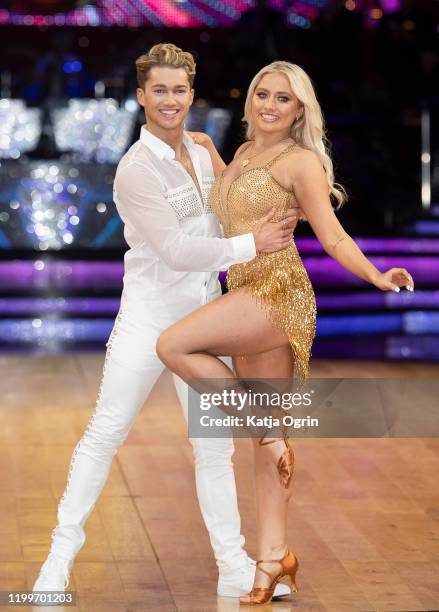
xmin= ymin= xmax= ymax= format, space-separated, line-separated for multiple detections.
xmin=140 ymin=126 xmax=195 ymax=161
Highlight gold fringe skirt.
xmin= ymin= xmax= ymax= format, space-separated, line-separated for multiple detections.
xmin=226 ymin=241 xmax=316 ymax=380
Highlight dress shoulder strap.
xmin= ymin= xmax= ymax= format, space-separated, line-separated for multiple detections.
xmin=266 ymin=143 xmax=297 ymax=169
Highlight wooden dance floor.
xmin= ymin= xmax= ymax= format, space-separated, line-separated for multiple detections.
xmin=1 ymin=353 xmax=439 ymax=612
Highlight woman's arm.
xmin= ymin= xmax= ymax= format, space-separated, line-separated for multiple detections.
xmin=289 ymin=149 xmax=414 ymax=292
xmin=186 ymin=131 xmax=226 ymax=177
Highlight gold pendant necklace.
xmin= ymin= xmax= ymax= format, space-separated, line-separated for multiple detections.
xmin=241 ymin=150 xmax=262 ymax=168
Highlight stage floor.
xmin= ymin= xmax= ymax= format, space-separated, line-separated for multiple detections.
xmin=1 ymin=354 xmax=439 ymax=611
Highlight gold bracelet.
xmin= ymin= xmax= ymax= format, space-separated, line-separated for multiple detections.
xmin=331 ymin=235 xmax=346 ymax=250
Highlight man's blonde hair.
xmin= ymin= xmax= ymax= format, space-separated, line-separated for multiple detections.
xmin=135 ymin=43 xmax=196 ymax=89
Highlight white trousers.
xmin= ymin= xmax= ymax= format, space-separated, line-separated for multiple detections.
xmin=51 ymin=294 xmax=247 ymax=571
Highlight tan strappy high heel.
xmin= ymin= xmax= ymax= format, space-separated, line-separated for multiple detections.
xmin=259 ymin=433 xmax=294 ymax=488
xmin=239 ymin=549 xmax=299 ymax=605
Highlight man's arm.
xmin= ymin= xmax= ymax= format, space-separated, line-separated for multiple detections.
xmin=114 ymin=161 xmax=257 ymax=272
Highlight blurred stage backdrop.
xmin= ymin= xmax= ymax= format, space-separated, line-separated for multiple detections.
xmin=0 ymin=0 xmax=438 ymax=360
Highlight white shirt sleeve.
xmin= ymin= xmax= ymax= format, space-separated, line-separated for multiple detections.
xmin=114 ymin=161 xmax=256 ymax=272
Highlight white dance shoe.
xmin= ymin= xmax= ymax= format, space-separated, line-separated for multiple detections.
xmin=217 ymin=557 xmax=291 ymax=598
xmin=32 ymin=553 xmax=72 ymax=599
xmin=32 ymin=553 xmax=291 ymax=601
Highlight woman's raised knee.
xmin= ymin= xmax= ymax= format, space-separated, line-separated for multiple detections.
xmin=156 ymin=329 xmax=179 ymax=368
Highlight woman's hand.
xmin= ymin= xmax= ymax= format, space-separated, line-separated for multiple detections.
xmin=253 ymin=207 xmax=298 ymax=253
xmin=186 ymin=131 xmax=213 ymax=148
xmin=371 ymin=268 xmax=414 ymax=292
xmin=188 ymin=131 xmax=226 ymax=176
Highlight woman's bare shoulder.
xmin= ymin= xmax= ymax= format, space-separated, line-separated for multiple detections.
xmin=287 ymin=145 xmax=320 ymax=162
xmin=281 ymin=146 xmax=323 ymax=177
xmin=271 ymin=145 xmax=323 ymax=192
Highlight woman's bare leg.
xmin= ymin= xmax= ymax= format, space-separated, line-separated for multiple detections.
xmin=234 ymin=348 xmax=295 ymax=598
xmin=157 ymin=289 xmax=296 ymax=595
xmin=157 ymin=288 xmax=290 ymax=374
xmin=157 ymin=288 xmax=294 ymax=463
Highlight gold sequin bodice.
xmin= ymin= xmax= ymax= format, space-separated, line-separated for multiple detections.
xmin=211 ymin=144 xmax=316 ymax=379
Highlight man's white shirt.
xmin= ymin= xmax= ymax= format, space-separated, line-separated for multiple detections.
xmin=113 ymin=127 xmax=256 ymax=310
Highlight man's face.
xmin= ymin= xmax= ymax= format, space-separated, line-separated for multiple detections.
xmin=136 ymin=66 xmax=194 ymax=131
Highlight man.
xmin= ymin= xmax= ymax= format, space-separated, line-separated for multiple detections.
xmin=33 ymin=43 xmax=296 ymax=599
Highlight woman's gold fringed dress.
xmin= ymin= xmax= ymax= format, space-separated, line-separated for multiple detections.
xmin=211 ymin=144 xmax=316 ymax=380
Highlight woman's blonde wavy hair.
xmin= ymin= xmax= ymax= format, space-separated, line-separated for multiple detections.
xmin=136 ymin=43 xmax=196 ymax=89
xmin=243 ymin=61 xmax=346 ymax=208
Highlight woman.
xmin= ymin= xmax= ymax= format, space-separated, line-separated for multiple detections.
xmin=157 ymin=61 xmax=414 ymax=605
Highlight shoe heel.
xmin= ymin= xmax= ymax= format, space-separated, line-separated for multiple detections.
xmin=286 ymin=555 xmax=299 ymax=592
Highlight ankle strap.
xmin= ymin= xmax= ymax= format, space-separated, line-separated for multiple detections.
xmin=256 ymin=558 xmax=283 ymax=566
xmin=259 ymin=434 xmax=289 ymax=446
xmin=255 ymin=550 xmax=290 ymax=574
xmin=255 ymin=560 xmax=281 ymax=579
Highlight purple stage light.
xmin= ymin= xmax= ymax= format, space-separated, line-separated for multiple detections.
xmin=0 ymin=312 xmax=437 ymax=344
xmin=404 ymin=312 xmax=439 ymax=334
xmin=313 ymin=337 xmax=386 ymax=360
xmin=388 ymin=336 xmax=439 ymax=360
xmin=0 ymin=0 xmax=253 ymax=27
xmin=317 ymin=313 xmax=403 ymax=336
xmin=0 ymin=318 xmax=113 ymax=343
xmin=0 ymin=0 xmax=331 ymax=27
xmin=317 ymin=312 xmax=439 ymax=336
xmin=305 ymin=256 xmax=439 ymax=286
xmin=380 ymin=0 xmax=401 ymax=13
xmin=1 ymin=318 xmax=437 ymax=364
xmin=296 ymin=237 xmax=439 ymax=254
xmin=0 ymin=261 xmax=124 ymax=290
xmin=0 ymin=254 xmax=437 ymax=292
xmin=316 ymin=290 xmax=439 ymax=311
xmin=0 ymin=291 xmax=437 ymax=316
xmin=314 ymin=335 xmax=439 ymax=361
xmin=0 ymin=297 xmax=121 ymax=315
xmin=410 ymin=221 xmax=439 ymax=235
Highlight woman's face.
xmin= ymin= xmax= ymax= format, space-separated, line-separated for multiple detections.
xmin=251 ymin=72 xmax=302 ymax=137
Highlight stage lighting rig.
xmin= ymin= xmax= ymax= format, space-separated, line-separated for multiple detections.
xmin=0 ymin=99 xmax=42 ymax=159
xmin=5 ymin=0 xmax=91 ymax=14
xmin=51 ymin=98 xmax=138 ymax=163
